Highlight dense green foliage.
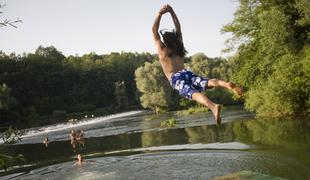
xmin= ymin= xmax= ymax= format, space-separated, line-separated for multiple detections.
xmin=135 ymin=53 xmax=239 ymax=111
xmin=0 ymin=46 xmax=155 ymax=127
xmin=187 ymin=53 xmax=237 ymax=106
xmin=135 ymin=61 xmax=179 ymax=112
xmin=0 ymin=151 xmax=24 ymax=171
xmin=223 ymin=0 xmax=310 ymax=117
xmin=0 ymin=84 xmax=15 ymax=110
xmin=0 ymin=126 xmax=24 ymax=171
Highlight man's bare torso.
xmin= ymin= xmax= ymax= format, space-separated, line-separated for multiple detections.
xmin=159 ymin=48 xmax=185 ymax=80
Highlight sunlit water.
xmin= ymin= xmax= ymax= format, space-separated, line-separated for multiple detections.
xmin=1 ymin=108 xmax=310 ymax=180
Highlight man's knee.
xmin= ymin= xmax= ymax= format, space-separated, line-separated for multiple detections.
xmin=208 ymin=79 xmax=218 ymax=87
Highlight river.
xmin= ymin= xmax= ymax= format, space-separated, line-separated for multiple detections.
xmin=1 ymin=108 xmax=310 ymax=180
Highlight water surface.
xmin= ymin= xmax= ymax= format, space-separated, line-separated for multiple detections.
xmin=1 ymin=108 xmax=310 ymax=180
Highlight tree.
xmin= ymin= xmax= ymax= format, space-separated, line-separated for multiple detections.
xmin=188 ymin=54 xmax=238 ymax=105
xmin=222 ymin=0 xmax=310 ymax=117
xmin=35 ymin=45 xmax=65 ymax=60
xmin=114 ymin=81 xmax=129 ymax=109
xmin=135 ymin=61 xmax=178 ymax=112
xmin=0 ymin=4 xmax=22 ymax=28
xmin=189 ymin=53 xmax=209 ymax=77
xmin=0 ymin=84 xmax=13 ymax=110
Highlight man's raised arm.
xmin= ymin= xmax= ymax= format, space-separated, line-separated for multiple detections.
xmin=167 ymin=5 xmax=181 ymax=35
xmin=152 ymin=6 xmax=168 ymax=51
xmin=152 ymin=12 xmax=162 ymax=42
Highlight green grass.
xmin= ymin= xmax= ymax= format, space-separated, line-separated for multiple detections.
xmin=160 ymin=118 xmax=177 ymax=128
xmin=177 ymin=105 xmax=209 ymax=116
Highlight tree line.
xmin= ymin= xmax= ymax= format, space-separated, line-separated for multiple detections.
xmin=0 ymin=46 xmax=235 ymax=128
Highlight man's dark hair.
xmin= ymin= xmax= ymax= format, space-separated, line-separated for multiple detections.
xmin=160 ymin=29 xmax=187 ymax=57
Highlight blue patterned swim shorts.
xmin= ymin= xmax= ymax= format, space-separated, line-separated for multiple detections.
xmin=170 ymin=69 xmax=209 ymax=100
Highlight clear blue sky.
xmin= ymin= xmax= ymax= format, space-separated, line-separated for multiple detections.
xmin=0 ymin=0 xmax=238 ymax=57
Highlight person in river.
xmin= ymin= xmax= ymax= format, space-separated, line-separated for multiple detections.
xmin=74 ymin=154 xmax=84 ymax=167
xmin=43 ymin=137 xmax=49 ymax=147
xmin=152 ymin=5 xmax=243 ymax=125
xmin=70 ymin=130 xmax=77 ymax=149
xmin=76 ymin=130 xmax=85 ymax=147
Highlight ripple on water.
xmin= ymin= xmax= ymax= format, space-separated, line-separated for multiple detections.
xmin=6 ymin=148 xmax=308 ymax=180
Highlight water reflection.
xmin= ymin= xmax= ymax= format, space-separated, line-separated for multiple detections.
xmin=233 ymin=117 xmax=310 ymax=146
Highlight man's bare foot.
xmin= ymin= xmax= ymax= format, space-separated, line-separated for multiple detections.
xmin=228 ymin=83 xmax=243 ymax=97
xmin=212 ymin=104 xmax=222 ymax=126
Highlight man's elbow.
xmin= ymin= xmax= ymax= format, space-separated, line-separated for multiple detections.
xmin=152 ymin=27 xmax=158 ymax=34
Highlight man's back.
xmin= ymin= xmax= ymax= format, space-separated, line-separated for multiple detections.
xmin=158 ymin=49 xmax=185 ymax=80
xmin=152 ymin=5 xmax=186 ymax=80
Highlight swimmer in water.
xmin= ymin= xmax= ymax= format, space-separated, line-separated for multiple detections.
xmin=74 ymin=154 xmax=84 ymax=167
xmin=76 ymin=130 xmax=85 ymax=147
xmin=43 ymin=137 xmax=49 ymax=147
xmin=70 ymin=130 xmax=77 ymax=149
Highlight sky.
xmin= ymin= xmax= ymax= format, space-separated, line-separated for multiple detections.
xmin=0 ymin=0 xmax=239 ymax=58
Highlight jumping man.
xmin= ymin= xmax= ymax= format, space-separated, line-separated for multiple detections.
xmin=152 ymin=5 xmax=243 ymax=125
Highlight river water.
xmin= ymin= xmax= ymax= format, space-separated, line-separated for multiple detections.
xmin=1 ymin=108 xmax=310 ymax=180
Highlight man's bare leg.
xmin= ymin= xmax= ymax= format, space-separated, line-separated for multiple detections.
xmin=192 ymin=92 xmax=222 ymax=125
xmin=208 ymin=79 xmax=243 ymax=96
